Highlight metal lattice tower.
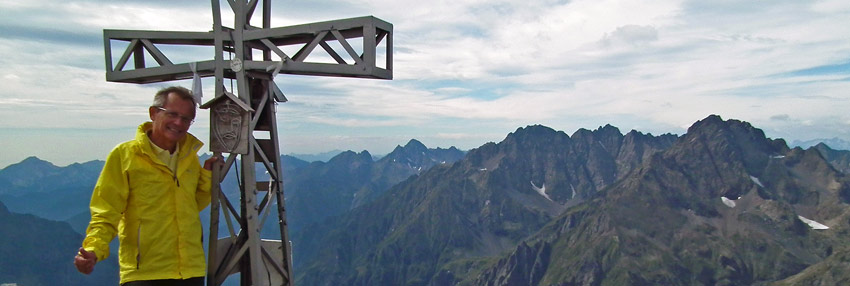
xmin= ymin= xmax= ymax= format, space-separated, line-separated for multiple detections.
xmin=102 ymin=1 xmax=392 ymax=285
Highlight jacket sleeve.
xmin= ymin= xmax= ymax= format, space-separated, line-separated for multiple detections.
xmin=82 ymin=146 xmax=130 ymax=262
xmin=195 ymin=167 xmax=212 ymax=212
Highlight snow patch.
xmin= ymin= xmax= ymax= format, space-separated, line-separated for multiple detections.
xmin=570 ymin=183 xmax=577 ymax=199
xmin=597 ymin=141 xmax=608 ymax=152
xmin=530 ymin=181 xmax=552 ymax=201
xmin=750 ymin=176 xmax=765 ymax=188
xmin=798 ymin=215 xmax=829 ymax=230
xmin=721 ymin=197 xmax=736 ymax=208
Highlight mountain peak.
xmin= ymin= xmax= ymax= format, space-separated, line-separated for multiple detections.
xmin=687 ymin=114 xmax=740 ymax=134
xmin=21 ymin=156 xmax=46 ymax=163
xmin=505 ymin=125 xmax=564 ymax=144
xmin=385 ymin=139 xmax=429 ymax=160
xmin=0 ymin=157 xmax=61 ymax=192
xmin=403 ymin=139 xmax=427 ymax=150
xmin=379 ymin=139 xmax=465 ymax=174
xmin=665 ymin=115 xmax=790 ymax=196
xmin=793 ymin=137 xmax=850 ymax=150
xmin=513 ymin=124 xmax=557 ymax=136
xmin=328 ymin=150 xmax=373 ymax=164
xmin=4 ymin=156 xmax=57 ymax=171
xmin=693 ymin=115 xmax=783 ymax=143
xmin=594 ymin=124 xmax=622 ymax=135
xmin=685 ymin=115 xmax=776 ymax=144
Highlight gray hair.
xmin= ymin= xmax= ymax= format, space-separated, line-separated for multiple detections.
xmin=152 ymin=86 xmax=196 ymax=107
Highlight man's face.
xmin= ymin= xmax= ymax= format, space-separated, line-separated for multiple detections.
xmin=150 ymin=93 xmax=196 ymax=146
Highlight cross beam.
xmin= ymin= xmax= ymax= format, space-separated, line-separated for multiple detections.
xmin=102 ymin=1 xmax=392 ymax=285
xmin=104 ymin=16 xmax=392 ymax=83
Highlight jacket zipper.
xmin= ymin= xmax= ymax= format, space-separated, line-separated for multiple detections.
xmin=136 ymin=225 xmax=142 ymax=269
xmin=173 ymin=158 xmax=180 ymax=187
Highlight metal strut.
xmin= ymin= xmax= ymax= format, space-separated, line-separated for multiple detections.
xmin=103 ymin=0 xmax=392 ymax=285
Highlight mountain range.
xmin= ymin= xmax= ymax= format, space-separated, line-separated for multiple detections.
xmin=0 ymin=200 xmax=119 ymax=286
xmin=2 ymin=115 xmax=849 ymax=285
xmin=282 ymin=139 xmax=465 ymax=236
xmin=471 ymin=116 xmax=850 ymax=285
xmin=0 ymin=139 xmax=464 ymax=285
xmin=792 ymin=137 xmax=850 ymax=151
xmin=291 ymin=115 xmax=850 ymax=285
xmin=286 ymin=149 xmax=346 ymax=163
xmin=292 ymin=122 xmax=678 ymax=285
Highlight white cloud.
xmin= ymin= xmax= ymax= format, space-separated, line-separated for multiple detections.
xmin=811 ymin=0 xmax=850 ymax=13
xmin=599 ymin=25 xmax=659 ymax=47
xmin=1 ymin=0 xmax=850 ymax=167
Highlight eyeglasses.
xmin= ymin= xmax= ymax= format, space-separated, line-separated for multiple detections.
xmin=155 ymin=106 xmax=195 ymax=125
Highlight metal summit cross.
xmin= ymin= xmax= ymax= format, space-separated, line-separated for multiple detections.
xmin=102 ymin=1 xmax=392 ymax=285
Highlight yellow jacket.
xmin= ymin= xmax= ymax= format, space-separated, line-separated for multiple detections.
xmin=82 ymin=122 xmax=211 ymax=284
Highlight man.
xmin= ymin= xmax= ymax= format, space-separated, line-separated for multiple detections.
xmin=75 ymin=86 xmax=217 ymax=286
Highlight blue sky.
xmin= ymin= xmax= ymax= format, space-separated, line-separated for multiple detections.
xmin=1 ymin=0 xmax=849 ymax=168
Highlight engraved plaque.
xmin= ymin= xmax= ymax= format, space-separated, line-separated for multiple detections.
xmin=210 ymin=100 xmax=250 ymax=154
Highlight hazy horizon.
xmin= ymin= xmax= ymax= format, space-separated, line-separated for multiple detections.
xmin=3 ymin=121 xmax=848 ymax=169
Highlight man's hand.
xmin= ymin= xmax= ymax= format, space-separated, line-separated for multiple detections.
xmin=74 ymin=247 xmax=97 ymax=274
xmin=203 ymin=155 xmax=220 ymax=171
